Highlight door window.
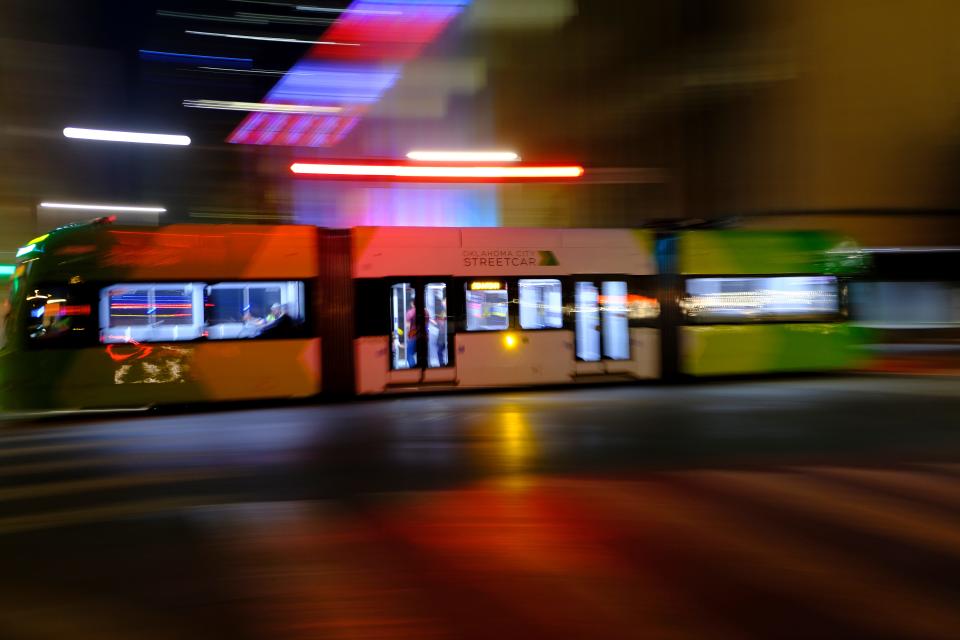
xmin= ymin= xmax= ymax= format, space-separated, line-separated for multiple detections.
xmin=575 ymin=282 xmax=601 ymax=361
xmin=390 ymin=283 xmax=417 ymax=369
xmin=425 ymin=283 xmax=449 ymax=368
xmin=601 ymin=281 xmax=630 ymax=360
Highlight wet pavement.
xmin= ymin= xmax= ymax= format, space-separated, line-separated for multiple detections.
xmin=3 ymin=375 xmax=960 ymax=639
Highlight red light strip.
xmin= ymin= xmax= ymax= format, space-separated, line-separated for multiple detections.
xmin=290 ymin=162 xmax=585 ymax=181
xmin=60 ymin=305 xmax=92 ymax=316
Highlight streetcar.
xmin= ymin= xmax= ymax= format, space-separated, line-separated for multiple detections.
xmin=0 ymin=219 xmax=867 ymax=410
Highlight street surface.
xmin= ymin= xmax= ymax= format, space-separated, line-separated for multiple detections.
xmin=3 ymin=375 xmax=960 ymax=639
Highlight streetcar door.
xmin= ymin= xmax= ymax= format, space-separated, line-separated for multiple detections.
xmin=390 ymin=283 xmax=417 ymax=370
xmin=388 ymin=281 xmax=454 ymax=384
xmin=574 ymin=279 xmax=631 ymax=374
xmin=424 ymin=282 xmax=451 ymax=370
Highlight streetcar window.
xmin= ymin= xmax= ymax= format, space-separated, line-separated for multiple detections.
xmin=466 ymin=282 xmax=509 ymax=331
xmin=154 ymin=288 xmax=194 ymax=326
xmin=204 ymin=281 xmax=305 ymax=340
xmin=109 ymin=288 xmax=151 ymax=326
xmin=101 ymin=283 xmax=204 ymax=343
xmin=682 ymin=276 xmax=839 ymax=323
xmin=519 ymin=279 xmax=562 ymax=329
xmin=25 ymin=286 xmax=92 ymax=344
xmin=206 ymin=288 xmax=244 ymax=323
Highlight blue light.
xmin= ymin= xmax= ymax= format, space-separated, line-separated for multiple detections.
xmin=294 ymin=182 xmax=498 ymax=227
xmin=0 ymin=265 xmax=14 ymax=276
xmin=269 ymin=61 xmax=401 ymax=104
xmin=138 ymin=50 xmax=253 ymax=68
xmin=31 ymin=306 xmax=45 ymax=318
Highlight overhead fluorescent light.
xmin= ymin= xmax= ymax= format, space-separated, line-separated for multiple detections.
xmin=40 ymin=202 xmax=167 ymax=213
xmin=63 ymin=127 xmax=191 ymax=146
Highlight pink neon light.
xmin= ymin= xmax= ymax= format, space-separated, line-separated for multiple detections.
xmin=110 ymin=304 xmax=192 ymax=309
xmin=308 ymin=3 xmax=464 ymax=62
xmin=227 ymin=1 xmax=467 ymax=147
xmin=289 ymin=162 xmax=585 ymax=180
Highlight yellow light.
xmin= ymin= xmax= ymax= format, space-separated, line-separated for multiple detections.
xmin=470 ymin=281 xmax=502 ymax=291
xmin=503 ymin=333 xmax=518 ymax=349
xmin=27 ymin=234 xmax=49 ymax=245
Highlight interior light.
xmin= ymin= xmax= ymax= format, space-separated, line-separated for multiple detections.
xmin=63 ymin=127 xmax=191 ymax=146
xmin=407 ymin=150 xmax=521 ymax=162
xmin=290 ymin=162 xmax=584 ymax=180
xmin=503 ymin=333 xmax=518 ymax=349
xmin=470 ymin=281 xmax=503 ymax=290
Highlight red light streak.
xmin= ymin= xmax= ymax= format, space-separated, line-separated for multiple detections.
xmin=60 ymin=305 xmax=91 ymax=316
xmin=110 ymin=304 xmax=192 ymax=309
xmin=289 ymin=162 xmax=585 ymax=181
xmin=55 ymin=245 xmax=97 ymax=256
xmin=106 ymin=340 xmax=154 ymax=362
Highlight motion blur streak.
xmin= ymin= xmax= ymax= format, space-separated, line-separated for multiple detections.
xmin=63 ymin=128 xmax=191 ymax=146
xmin=156 ymin=10 xmax=269 ymax=24
xmin=295 ymin=4 xmax=404 ymax=15
xmin=138 ymin=49 xmax=253 ymax=67
xmin=228 ymin=0 xmax=469 ymax=147
xmin=184 ymin=29 xmax=358 ymax=46
xmin=289 ymin=162 xmax=584 ymax=180
xmin=407 ymin=150 xmax=521 ymax=162
xmin=183 ymin=99 xmax=342 ymax=114
xmin=6 ymin=381 xmax=960 ymax=637
xmin=39 ymin=202 xmax=167 ymax=213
